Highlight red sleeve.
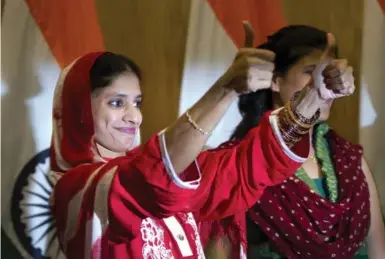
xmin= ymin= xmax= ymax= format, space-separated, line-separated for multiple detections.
xmin=190 ymin=112 xmax=310 ymax=221
xmin=52 ymin=133 xmax=199 ymax=252
xmin=108 ymin=134 xmax=198 ymax=220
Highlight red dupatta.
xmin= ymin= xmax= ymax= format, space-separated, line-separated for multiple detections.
xmin=204 ymin=131 xmax=370 ymax=259
xmin=50 ymin=52 xmax=105 ymax=174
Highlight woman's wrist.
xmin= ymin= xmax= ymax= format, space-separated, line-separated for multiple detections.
xmin=294 ymin=88 xmax=323 ymax=119
xmin=212 ymin=74 xmax=239 ymax=98
xmin=276 ymin=90 xmax=320 ymax=148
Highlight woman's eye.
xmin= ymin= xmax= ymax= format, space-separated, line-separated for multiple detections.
xmin=135 ymin=100 xmax=142 ymax=108
xmin=108 ymin=99 xmax=124 ymax=108
xmin=304 ymin=69 xmax=314 ymax=75
xmin=304 ymin=65 xmax=316 ymax=75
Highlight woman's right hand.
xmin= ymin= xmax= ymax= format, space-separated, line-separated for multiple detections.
xmin=313 ymin=33 xmax=355 ymax=100
xmin=294 ymin=33 xmax=355 ymax=119
xmin=319 ymin=59 xmax=355 ymax=99
xmin=164 ymin=21 xmax=275 ymax=174
xmin=217 ymin=21 xmax=276 ymax=95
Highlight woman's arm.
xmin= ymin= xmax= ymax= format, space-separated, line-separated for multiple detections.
xmin=108 ymin=89 xmax=324 ymax=222
xmin=164 ymin=22 xmax=276 ymax=175
xmin=188 ymin=109 xmax=311 ymax=221
xmin=362 ymin=157 xmax=385 ymax=258
xmin=186 ymin=54 xmax=357 ymax=221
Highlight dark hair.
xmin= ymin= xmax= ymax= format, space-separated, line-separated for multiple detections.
xmin=90 ymin=52 xmax=141 ymax=93
xmin=231 ymin=25 xmax=337 ymax=139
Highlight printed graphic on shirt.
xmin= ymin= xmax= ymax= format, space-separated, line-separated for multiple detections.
xmin=185 ymin=213 xmax=205 ymax=259
xmin=141 ymin=217 xmax=174 ymax=259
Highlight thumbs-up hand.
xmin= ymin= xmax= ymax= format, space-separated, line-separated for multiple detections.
xmin=313 ymin=33 xmax=355 ymax=100
xmin=321 ymin=59 xmax=355 ymax=99
xmin=218 ymin=21 xmax=276 ymax=94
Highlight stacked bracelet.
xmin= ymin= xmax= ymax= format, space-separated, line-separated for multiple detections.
xmin=277 ymin=100 xmax=320 ymax=148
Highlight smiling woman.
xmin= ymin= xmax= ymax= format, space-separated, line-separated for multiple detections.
xmin=89 ymin=53 xmax=143 ymax=157
xmin=49 ymin=39 xmax=348 ymax=258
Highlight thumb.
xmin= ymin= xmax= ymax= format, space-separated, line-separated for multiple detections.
xmin=312 ymin=59 xmax=330 ymax=90
xmin=242 ymin=20 xmax=254 ymax=48
xmin=321 ymin=33 xmax=336 ymax=60
xmin=313 ymin=32 xmax=334 ymax=89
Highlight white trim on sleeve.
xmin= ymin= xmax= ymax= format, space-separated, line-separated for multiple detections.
xmin=269 ymin=109 xmax=309 ymax=163
xmin=158 ymin=130 xmax=201 ymax=190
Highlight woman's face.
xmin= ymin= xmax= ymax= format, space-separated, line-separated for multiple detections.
xmin=273 ymin=49 xmax=334 ymax=122
xmin=91 ymin=73 xmax=142 ymax=154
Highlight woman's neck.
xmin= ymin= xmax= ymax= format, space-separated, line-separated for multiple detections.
xmin=96 ymin=143 xmax=124 ymax=159
xmin=308 ymin=126 xmax=316 ymax=155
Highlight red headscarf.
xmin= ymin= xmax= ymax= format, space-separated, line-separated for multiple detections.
xmin=50 ymin=52 xmax=105 ymax=173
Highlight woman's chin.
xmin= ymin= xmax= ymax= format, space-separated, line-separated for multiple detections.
xmin=112 ymin=136 xmax=136 ymax=151
xmin=112 ymin=143 xmax=134 ymax=153
xmin=318 ymin=112 xmax=330 ymax=122
xmin=96 ymin=141 xmax=130 ymax=158
xmin=319 ymin=105 xmax=332 ymax=122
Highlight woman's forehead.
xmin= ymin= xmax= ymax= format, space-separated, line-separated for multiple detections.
xmin=294 ymin=49 xmax=325 ymax=67
xmin=98 ymin=74 xmax=141 ymax=97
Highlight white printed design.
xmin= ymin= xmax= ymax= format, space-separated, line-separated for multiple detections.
xmin=141 ymin=218 xmax=174 ymax=259
xmin=240 ymin=244 xmax=247 ymax=259
xmin=186 ymin=213 xmax=205 ymax=259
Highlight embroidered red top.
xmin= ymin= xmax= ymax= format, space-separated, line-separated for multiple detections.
xmin=50 ymin=52 xmax=310 ymax=259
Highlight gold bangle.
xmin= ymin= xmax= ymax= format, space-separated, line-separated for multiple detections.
xmin=186 ymin=109 xmax=211 ymax=136
xmin=277 ymin=108 xmax=307 ymax=148
xmin=286 ymin=102 xmax=313 ymax=129
xmin=282 ymin=109 xmax=309 ymax=135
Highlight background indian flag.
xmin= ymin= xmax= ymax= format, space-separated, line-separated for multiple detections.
xmin=2 ymin=0 xmax=384 ymax=258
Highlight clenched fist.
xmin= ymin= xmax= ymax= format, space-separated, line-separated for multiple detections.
xmin=312 ymin=34 xmax=355 ymax=100
xmin=218 ymin=21 xmax=275 ymax=94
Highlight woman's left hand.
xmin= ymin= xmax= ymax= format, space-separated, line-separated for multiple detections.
xmin=315 ymin=59 xmax=355 ymax=100
xmin=294 ymin=58 xmax=355 ymax=119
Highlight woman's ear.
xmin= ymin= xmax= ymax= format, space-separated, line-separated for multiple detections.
xmin=271 ymin=75 xmax=284 ymax=108
xmin=272 ymin=91 xmax=283 ymax=108
xmin=271 ymin=74 xmax=281 ymax=93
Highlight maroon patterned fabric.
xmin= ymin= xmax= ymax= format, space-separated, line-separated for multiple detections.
xmin=203 ymin=130 xmax=371 ymax=259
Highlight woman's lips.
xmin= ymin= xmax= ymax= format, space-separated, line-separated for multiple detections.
xmin=115 ymin=127 xmax=136 ymax=135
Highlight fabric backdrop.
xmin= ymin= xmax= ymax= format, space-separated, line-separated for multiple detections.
xmin=2 ymin=0 xmax=384 ymax=258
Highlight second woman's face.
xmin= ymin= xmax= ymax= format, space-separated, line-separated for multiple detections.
xmin=274 ymin=50 xmax=334 ymax=122
xmin=91 ymin=73 xmax=143 ymax=154
xmin=274 ymin=33 xmax=337 ymax=122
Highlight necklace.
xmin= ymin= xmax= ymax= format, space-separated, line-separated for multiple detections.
xmin=308 ymin=154 xmax=317 ymax=163
xmin=295 ymin=123 xmax=338 ymax=202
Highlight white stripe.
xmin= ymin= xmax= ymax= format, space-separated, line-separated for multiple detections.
xmin=84 ymin=166 xmax=117 ymax=259
xmin=84 ymin=213 xmax=102 ymax=259
xmin=179 ymin=0 xmax=241 ymax=148
xmin=360 ymin=0 xmax=385 ymax=215
xmin=163 ymin=216 xmax=193 ymax=257
xmin=51 ymin=61 xmax=77 ymax=171
xmin=185 ymin=213 xmax=205 ymax=259
xmin=240 ymin=244 xmax=247 ymax=259
xmin=62 ymin=165 xmax=104 ymax=250
xmin=158 ymin=130 xmax=201 ymax=189
xmin=1 ymin=0 xmax=62 ymax=257
xmin=52 ymin=58 xmax=107 ymax=171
